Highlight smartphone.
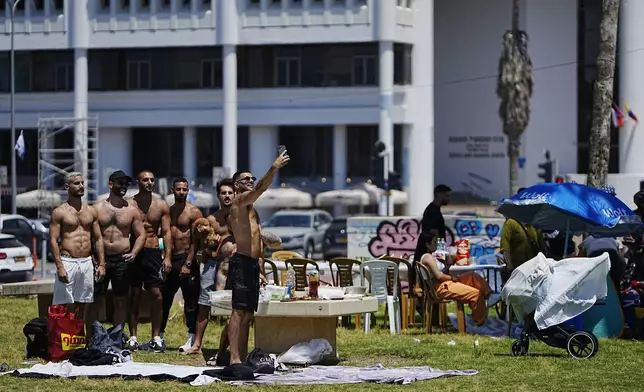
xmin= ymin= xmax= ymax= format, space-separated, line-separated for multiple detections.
xmin=277 ymin=144 xmax=287 ymax=155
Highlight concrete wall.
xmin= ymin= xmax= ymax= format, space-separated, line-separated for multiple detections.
xmin=347 ymin=214 xmax=505 ymax=260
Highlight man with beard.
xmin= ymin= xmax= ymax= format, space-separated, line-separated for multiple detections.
xmin=182 ymin=178 xmax=235 ymax=357
xmin=160 ymin=177 xmax=204 ymax=352
xmin=127 ymin=170 xmax=172 ymax=353
xmin=50 ymin=172 xmax=105 ymax=339
xmin=227 ymin=150 xmax=289 ymax=364
xmin=88 ymin=170 xmax=145 ymax=333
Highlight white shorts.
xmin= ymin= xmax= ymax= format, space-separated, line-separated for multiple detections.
xmin=52 ymin=256 xmax=95 ymax=305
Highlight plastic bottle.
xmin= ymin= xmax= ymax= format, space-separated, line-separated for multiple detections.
xmin=285 ymin=266 xmax=296 ymax=298
xmin=309 ymin=271 xmax=319 ymax=299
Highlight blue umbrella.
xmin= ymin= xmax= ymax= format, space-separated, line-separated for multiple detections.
xmin=497 ymin=182 xmax=642 ymax=238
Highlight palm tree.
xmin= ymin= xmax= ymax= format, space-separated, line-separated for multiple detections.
xmin=586 ymin=0 xmax=620 ymax=188
xmin=497 ymin=0 xmax=533 ymax=196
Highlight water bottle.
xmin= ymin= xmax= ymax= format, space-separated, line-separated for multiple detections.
xmin=285 ymin=266 xmax=296 ymax=299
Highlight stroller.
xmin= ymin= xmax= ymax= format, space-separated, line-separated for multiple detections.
xmin=502 ymin=252 xmax=609 ymax=359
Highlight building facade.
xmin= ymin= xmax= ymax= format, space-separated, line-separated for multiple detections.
xmin=0 ymin=0 xmax=634 ymax=215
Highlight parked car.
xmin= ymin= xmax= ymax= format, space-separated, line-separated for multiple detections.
xmin=322 ymin=216 xmax=349 ymax=260
xmin=262 ymin=209 xmax=333 ymax=259
xmin=0 ymin=214 xmax=50 ymax=263
xmin=0 ymin=233 xmax=34 ymax=282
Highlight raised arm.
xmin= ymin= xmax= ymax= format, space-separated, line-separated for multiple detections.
xmin=188 ymin=207 xmax=204 ymax=263
xmin=236 ymin=151 xmax=290 ymax=206
xmin=260 ymin=229 xmax=282 ymax=249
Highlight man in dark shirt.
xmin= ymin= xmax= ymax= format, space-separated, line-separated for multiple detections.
xmin=421 ymin=184 xmax=451 ymax=239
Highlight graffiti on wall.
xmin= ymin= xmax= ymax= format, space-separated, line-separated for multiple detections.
xmin=348 ymin=215 xmax=504 ymax=260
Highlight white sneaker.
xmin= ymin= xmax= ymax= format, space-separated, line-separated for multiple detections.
xmin=179 ymin=333 xmax=196 ymax=352
xmin=127 ymin=336 xmax=139 ymax=351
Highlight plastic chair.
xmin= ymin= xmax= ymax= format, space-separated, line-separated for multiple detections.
xmin=360 ymin=260 xmax=401 ymax=334
xmin=271 ymin=250 xmax=303 ymax=261
xmin=263 ymin=259 xmax=280 ymax=286
xmin=285 ymin=258 xmax=320 ymax=291
xmin=329 ymin=257 xmax=363 ymax=328
xmin=379 ymin=255 xmax=418 ymax=330
xmin=415 ymin=261 xmax=451 ymax=333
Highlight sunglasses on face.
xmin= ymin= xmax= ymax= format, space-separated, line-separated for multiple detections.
xmin=237 ymin=176 xmax=257 ymax=184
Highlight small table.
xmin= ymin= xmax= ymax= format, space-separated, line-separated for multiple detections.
xmin=211 ymin=297 xmax=378 ymax=359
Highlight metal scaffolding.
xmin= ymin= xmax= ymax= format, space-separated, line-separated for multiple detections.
xmin=37 ymin=116 xmax=100 ymax=220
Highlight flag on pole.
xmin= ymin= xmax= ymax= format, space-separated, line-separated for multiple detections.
xmin=625 ymin=103 xmax=639 ymax=122
xmin=14 ymin=130 xmax=25 ymax=160
xmin=612 ymin=104 xmax=624 ymax=128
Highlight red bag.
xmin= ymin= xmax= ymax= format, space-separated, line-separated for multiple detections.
xmin=47 ymin=305 xmax=87 ymax=362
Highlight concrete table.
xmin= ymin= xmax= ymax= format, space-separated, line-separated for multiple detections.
xmin=212 ymin=297 xmax=378 ymax=358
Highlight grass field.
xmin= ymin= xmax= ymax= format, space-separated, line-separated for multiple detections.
xmin=1 ymin=296 xmax=643 ymax=392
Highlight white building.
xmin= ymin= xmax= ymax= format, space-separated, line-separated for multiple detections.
xmin=0 ymin=0 xmax=637 ymax=214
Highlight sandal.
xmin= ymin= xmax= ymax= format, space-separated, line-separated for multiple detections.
xmin=181 ymin=346 xmax=202 ymax=356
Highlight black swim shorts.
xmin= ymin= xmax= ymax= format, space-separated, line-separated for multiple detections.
xmin=140 ymin=248 xmax=165 ymax=290
xmin=95 ymin=253 xmax=130 ymax=298
xmin=228 ymin=253 xmax=260 ymax=312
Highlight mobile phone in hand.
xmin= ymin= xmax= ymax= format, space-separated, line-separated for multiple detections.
xmin=278 ymin=144 xmax=287 ymax=155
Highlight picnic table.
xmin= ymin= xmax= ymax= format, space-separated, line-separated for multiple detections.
xmin=211 ymin=295 xmax=378 ymax=359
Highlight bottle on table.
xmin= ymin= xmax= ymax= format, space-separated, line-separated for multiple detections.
xmin=285 ymin=266 xmax=296 ymax=298
xmin=309 ymin=271 xmax=319 ymax=299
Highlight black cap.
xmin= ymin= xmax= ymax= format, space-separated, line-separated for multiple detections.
xmin=108 ymin=170 xmax=133 ymax=183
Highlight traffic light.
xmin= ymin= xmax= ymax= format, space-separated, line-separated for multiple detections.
xmin=389 ymin=171 xmax=402 ymax=190
xmin=538 ymin=150 xmax=553 ymax=182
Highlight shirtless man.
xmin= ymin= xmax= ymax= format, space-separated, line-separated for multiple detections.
xmin=88 ymin=170 xmax=145 ymax=334
xmin=128 ymin=170 xmax=172 ymax=353
xmin=50 ymin=172 xmax=105 ymax=339
xmin=182 ymin=178 xmax=235 ymax=357
xmin=227 ymin=150 xmax=289 ymax=364
xmin=161 ymin=177 xmax=203 ymax=352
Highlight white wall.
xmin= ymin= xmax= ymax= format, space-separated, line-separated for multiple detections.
xmin=98 ymin=127 xmax=131 ymax=194
xmin=434 ymin=0 xmax=577 ymax=201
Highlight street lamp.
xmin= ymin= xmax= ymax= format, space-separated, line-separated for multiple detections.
xmin=7 ymin=0 xmax=21 ymax=213
xmin=7 ymin=0 xmax=21 ymax=214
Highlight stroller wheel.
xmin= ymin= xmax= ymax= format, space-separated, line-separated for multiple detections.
xmin=511 ymin=340 xmax=528 ymax=357
xmin=566 ymin=331 xmax=599 ymax=359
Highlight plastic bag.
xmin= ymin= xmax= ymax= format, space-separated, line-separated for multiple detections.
xmin=276 ymin=338 xmax=333 ymax=365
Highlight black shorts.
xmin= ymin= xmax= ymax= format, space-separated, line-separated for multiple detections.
xmin=139 ymin=248 xmax=165 ymax=290
xmin=95 ymin=254 xmax=130 ymax=298
xmin=228 ymin=253 xmax=260 ymax=312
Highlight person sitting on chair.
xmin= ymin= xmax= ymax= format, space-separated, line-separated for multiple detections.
xmin=414 ymin=231 xmax=492 ymax=326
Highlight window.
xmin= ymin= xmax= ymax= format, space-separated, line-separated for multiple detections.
xmin=141 ymin=0 xmax=151 ymax=9
xmin=100 ymin=0 xmax=110 ymax=10
xmin=121 ymin=0 xmax=130 ymax=9
xmin=127 ymin=60 xmax=151 ymax=90
xmin=0 ymin=238 xmax=24 ymax=248
xmin=394 ymin=43 xmax=412 ymax=85
xmin=264 ymin=214 xmax=312 ymax=228
xmin=352 ymin=55 xmax=376 ymax=85
xmin=55 ymin=63 xmax=74 ymax=91
xmin=248 ymin=0 xmax=260 ymax=6
xmin=33 ymin=0 xmax=44 ymax=11
xmin=201 ymin=59 xmax=222 ymax=88
xmin=53 ymin=0 xmax=64 ymax=10
xmin=275 ymin=48 xmax=301 ymax=87
xmin=176 ymin=60 xmax=201 ymax=89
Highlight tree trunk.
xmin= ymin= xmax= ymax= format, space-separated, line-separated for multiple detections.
xmin=587 ymin=0 xmax=620 ymax=188
xmin=507 ymin=0 xmax=520 ymax=196
xmin=508 ymin=134 xmax=520 ymax=196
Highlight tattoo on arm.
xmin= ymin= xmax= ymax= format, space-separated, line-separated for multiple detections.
xmin=261 ymin=230 xmax=282 ymax=247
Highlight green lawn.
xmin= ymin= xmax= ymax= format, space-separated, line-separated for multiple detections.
xmin=1 ymin=297 xmax=643 ymax=391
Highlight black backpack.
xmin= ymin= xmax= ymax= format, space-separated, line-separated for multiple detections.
xmin=23 ymin=317 xmax=49 ymax=360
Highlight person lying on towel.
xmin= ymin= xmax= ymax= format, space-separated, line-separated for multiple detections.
xmin=414 ymin=231 xmax=492 ymax=326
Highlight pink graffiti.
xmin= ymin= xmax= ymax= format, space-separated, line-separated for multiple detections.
xmin=367 ymin=219 xmax=422 ymax=259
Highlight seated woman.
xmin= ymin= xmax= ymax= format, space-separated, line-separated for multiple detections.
xmin=414 ymin=231 xmax=493 ymax=326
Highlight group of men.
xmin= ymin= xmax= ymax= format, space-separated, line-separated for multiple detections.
xmin=50 ymin=149 xmax=290 ymax=366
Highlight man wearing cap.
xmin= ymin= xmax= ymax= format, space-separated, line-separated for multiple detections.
xmin=87 ymin=170 xmax=146 ymax=334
